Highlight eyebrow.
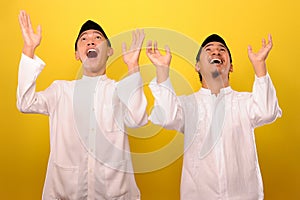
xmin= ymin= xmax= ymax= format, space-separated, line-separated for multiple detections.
xmin=203 ymin=43 xmax=226 ymax=49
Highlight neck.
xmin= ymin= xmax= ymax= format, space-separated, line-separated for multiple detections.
xmin=202 ymin=76 xmax=229 ymax=94
xmin=83 ymin=68 xmax=106 ymax=77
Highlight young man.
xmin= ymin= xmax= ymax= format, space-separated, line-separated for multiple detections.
xmin=146 ymin=34 xmax=282 ymax=199
xmin=17 ymin=10 xmax=147 ymax=200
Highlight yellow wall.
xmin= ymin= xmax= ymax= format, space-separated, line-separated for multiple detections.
xmin=1 ymin=0 xmax=299 ymax=199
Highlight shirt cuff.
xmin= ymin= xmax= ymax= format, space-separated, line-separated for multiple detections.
xmin=255 ymin=72 xmax=270 ymax=84
xmin=21 ymin=53 xmax=45 ymax=66
xmin=19 ymin=53 xmax=46 ymax=79
xmin=149 ymin=77 xmax=175 ymax=94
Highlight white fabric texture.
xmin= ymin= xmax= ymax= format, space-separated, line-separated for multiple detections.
xmin=149 ymin=74 xmax=282 ymax=200
xmin=17 ymin=53 xmax=147 ymax=200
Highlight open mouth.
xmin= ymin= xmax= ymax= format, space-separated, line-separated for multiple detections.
xmin=87 ymin=49 xmax=98 ymax=58
xmin=210 ymin=58 xmax=222 ymax=64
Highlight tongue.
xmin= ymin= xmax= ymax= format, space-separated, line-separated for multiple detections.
xmin=87 ymin=51 xmax=98 ymax=58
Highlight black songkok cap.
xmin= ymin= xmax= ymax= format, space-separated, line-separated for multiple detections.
xmin=196 ymin=34 xmax=232 ymax=63
xmin=75 ymin=20 xmax=110 ymax=50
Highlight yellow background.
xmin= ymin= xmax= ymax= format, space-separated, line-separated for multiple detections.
xmin=1 ymin=0 xmax=299 ymax=199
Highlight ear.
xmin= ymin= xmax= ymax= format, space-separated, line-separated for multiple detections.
xmin=195 ymin=62 xmax=200 ymax=72
xmin=107 ymin=47 xmax=114 ymax=57
xmin=75 ymin=51 xmax=80 ymax=60
xmin=229 ymin=63 xmax=233 ymax=72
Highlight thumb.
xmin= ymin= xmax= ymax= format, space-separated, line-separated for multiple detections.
xmin=247 ymin=45 xmax=253 ymax=56
xmin=122 ymin=42 xmax=127 ymax=55
xmin=165 ymin=45 xmax=171 ymax=56
xmin=37 ymin=25 xmax=42 ymax=37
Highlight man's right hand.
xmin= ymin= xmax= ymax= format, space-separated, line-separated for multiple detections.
xmin=18 ymin=10 xmax=42 ymax=58
xmin=146 ymin=40 xmax=172 ymax=84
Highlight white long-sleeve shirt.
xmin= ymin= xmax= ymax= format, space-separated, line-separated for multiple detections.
xmin=17 ymin=54 xmax=148 ymax=200
xmin=149 ymin=74 xmax=282 ymax=200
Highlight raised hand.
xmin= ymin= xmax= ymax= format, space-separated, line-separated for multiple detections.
xmin=146 ymin=40 xmax=172 ymax=83
xmin=146 ymin=40 xmax=171 ymax=68
xmin=247 ymin=34 xmax=273 ymax=77
xmin=18 ymin=10 xmax=42 ymax=58
xmin=18 ymin=10 xmax=42 ymax=57
xmin=122 ymin=29 xmax=145 ymax=74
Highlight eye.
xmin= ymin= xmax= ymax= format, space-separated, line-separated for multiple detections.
xmin=96 ymin=35 xmax=102 ymax=40
xmin=81 ymin=37 xmax=86 ymax=41
xmin=220 ymin=48 xmax=226 ymax=52
xmin=205 ymin=48 xmax=211 ymax=52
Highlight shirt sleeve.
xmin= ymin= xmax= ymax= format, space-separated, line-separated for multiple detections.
xmin=148 ymin=77 xmax=184 ymax=133
xmin=116 ymin=72 xmax=148 ymax=128
xmin=16 ymin=53 xmax=59 ymax=115
xmin=248 ymin=73 xmax=282 ymax=128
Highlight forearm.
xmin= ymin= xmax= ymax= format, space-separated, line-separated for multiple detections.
xmin=17 ymin=53 xmax=48 ymax=114
xmin=117 ymin=72 xmax=148 ymax=127
xmin=250 ymin=73 xmax=282 ymax=127
xmin=252 ymin=61 xmax=267 ymax=77
xmin=156 ymin=66 xmax=169 ymax=84
xmin=149 ymin=78 xmax=184 ymax=132
xmin=22 ymin=45 xmax=36 ymax=59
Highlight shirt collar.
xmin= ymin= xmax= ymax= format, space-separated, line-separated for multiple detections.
xmin=200 ymin=86 xmax=232 ymax=95
xmin=82 ymin=74 xmax=107 ymax=81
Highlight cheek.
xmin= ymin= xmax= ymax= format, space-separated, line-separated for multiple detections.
xmin=199 ymin=60 xmax=210 ymax=71
xmin=77 ymin=51 xmax=87 ymax=62
xmin=199 ymin=53 xmax=206 ymax=60
xmin=200 ymin=52 xmax=210 ymax=65
xmin=78 ymin=48 xmax=87 ymax=56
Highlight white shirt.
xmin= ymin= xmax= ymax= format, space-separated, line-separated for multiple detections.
xmin=149 ymin=74 xmax=282 ymax=200
xmin=17 ymin=54 xmax=148 ymax=200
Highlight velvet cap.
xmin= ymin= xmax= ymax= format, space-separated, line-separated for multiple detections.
xmin=196 ymin=34 xmax=232 ymax=63
xmin=75 ymin=20 xmax=110 ymax=50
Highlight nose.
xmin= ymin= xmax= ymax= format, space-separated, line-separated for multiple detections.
xmin=211 ymin=49 xmax=221 ymax=56
xmin=86 ymin=35 xmax=96 ymax=47
xmin=87 ymin=41 xmax=95 ymax=47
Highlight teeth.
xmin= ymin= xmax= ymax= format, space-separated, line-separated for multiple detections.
xmin=210 ymin=59 xmax=222 ymax=64
xmin=88 ymin=49 xmax=96 ymax=53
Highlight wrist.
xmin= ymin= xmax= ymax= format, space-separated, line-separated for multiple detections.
xmin=156 ymin=67 xmax=169 ymax=83
xmin=22 ymin=45 xmax=36 ymax=58
xmin=128 ymin=66 xmax=139 ymax=75
xmin=253 ymin=62 xmax=267 ymax=77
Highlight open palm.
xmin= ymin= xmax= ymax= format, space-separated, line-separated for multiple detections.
xmin=18 ymin=10 xmax=42 ymax=54
xmin=247 ymin=34 xmax=273 ymax=76
xmin=248 ymin=34 xmax=272 ymax=64
xmin=122 ymin=29 xmax=145 ymax=72
xmin=146 ymin=40 xmax=171 ymax=68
